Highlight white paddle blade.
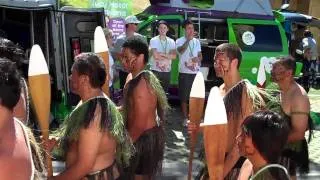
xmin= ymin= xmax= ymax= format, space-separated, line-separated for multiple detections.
xmin=190 ymin=71 xmax=205 ymax=98
xmin=203 ymin=87 xmax=227 ymax=126
xmin=94 ymin=26 xmax=109 ymax=53
xmin=28 ymin=44 xmax=49 ymax=76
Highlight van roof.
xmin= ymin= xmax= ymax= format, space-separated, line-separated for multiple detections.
xmin=142 ymin=5 xmax=274 ymax=20
xmin=275 ymin=10 xmax=320 ymax=28
xmin=0 ymin=0 xmax=56 ymax=10
xmin=147 ymin=0 xmax=274 ymax=19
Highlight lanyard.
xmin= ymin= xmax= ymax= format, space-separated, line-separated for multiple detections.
xmin=188 ymin=39 xmax=194 ymax=57
xmin=159 ymin=36 xmax=167 ymax=53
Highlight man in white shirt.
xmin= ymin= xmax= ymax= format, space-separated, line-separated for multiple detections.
xmin=302 ymin=30 xmax=318 ymax=61
xmin=112 ymin=15 xmax=147 ymax=89
xmin=176 ymin=19 xmax=202 ymax=126
xmin=302 ymin=30 xmax=319 ymax=87
xmin=149 ymin=20 xmax=176 ymax=92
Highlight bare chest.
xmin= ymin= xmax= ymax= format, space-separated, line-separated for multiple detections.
xmin=280 ymin=93 xmax=292 ymax=114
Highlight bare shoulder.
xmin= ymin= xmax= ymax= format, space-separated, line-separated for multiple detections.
xmin=292 ymin=83 xmax=310 ymax=103
xmin=134 ymin=76 xmax=154 ymax=96
xmin=290 ymin=83 xmax=310 ymax=112
xmin=219 ymin=83 xmax=226 ymax=96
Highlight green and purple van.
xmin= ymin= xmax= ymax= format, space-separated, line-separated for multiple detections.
xmin=137 ymin=0 xmax=302 ymax=97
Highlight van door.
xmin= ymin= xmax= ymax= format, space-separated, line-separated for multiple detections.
xmin=58 ymin=7 xmax=105 ymax=106
xmin=195 ymin=18 xmax=228 ymax=91
xmin=227 ymin=18 xmax=289 ymax=85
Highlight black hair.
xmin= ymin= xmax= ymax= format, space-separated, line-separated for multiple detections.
xmin=0 ymin=37 xmax=25 ymax=68
xmin=0 ymin=60 xmax=21 ymax=110
xmin=304 ymin=30 xmax=312 ymax=38
xmin=122 ymin=37 xmax=149 ymax=65
xmin=183 ymin=19 xmax=193 ymax=28
xmin=215 ymin=43 xmax=242 ymax=69
xmin=275 ymin=56 xmax=296 ymax=75
xmin=73 ymin=52 xmax=106 ymax=88
xmin=242 ymin=110 xmax=289 ymax=163
xmin=157 ymin=20 xmax=169 ymax=28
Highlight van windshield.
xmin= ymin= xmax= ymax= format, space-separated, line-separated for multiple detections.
xmin=232 ymin=24 xmax=283 ymax=52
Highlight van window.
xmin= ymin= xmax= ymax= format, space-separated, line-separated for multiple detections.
xmin=200 ymin=22 xmax=228 ymax=45
xmin=232 ymin=24 xmax=283 ymax=52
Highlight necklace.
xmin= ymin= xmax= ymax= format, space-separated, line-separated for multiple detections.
xmin=188 ymin=39 xmax=194 ymax=57
xmin=159 ymin=36 xmax=167 ymax=53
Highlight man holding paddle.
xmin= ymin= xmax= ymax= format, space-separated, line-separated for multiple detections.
xmin=188 ymin=43 xmax=278 ymax=179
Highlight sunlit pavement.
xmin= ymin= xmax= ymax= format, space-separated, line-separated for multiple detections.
xmin=53 ymin=106 xmax=320 ymax=179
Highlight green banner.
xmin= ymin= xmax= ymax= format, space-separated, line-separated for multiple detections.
xmin=89 ymin=0 xmax=132 ymax=18
xmin=60 ymin=0 xmax=89 ymax=8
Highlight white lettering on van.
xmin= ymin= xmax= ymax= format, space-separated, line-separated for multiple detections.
xmin=257 ymin=56 xmax=277 ymax=85
xmin=242 ymin=31 xmax=255 ymax=46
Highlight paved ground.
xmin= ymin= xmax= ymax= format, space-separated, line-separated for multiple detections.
xmin=53 ymin=92 xmax=320 ymax=179
xmin=159 ymin=106 xmax=320 ymax=180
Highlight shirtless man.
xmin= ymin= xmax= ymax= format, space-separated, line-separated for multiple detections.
xmin=49 ymin=53 xmax=132 ymax=180
xmin=121 ymin=37 xmax=169 ymax=180
xmin=271 ymin=56 xmax=311 ymax=179
xmin=0 ymin=60 xmax=45 ymax=179
xmin=188 ymin=43 xmax=273 ymax=179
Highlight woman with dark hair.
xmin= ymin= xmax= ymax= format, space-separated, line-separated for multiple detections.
xmin=0 ymin=60 xmax=46 ymax=179
xmin=0 ymin=37 xmax=30 ymax=124
xmin=237 ymin=110 xmax=290 ymax=180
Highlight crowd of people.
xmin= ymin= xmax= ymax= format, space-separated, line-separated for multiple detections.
xmin=0 ymin=14 xmax=315 ymax=180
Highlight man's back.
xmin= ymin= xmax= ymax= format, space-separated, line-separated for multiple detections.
xmin=66 ymin=130 xmax=118 ymax=173
xmin=126 ymin=74 xmax=158 ymax=142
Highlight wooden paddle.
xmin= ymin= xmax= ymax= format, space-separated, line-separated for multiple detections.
xmin=202 ymin=87 xmax=228 ymax=180
xmin=94 ymin=26 xmax=110 ymax=96
xmin=28 ymin=45 xmax=52 ymax=176
xmin=187 ymin=72 xmax=205 ymax=180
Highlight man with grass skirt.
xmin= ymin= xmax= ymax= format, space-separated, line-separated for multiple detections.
xmin=271 ymin=57 xmax=312 ymax=179
xmin=49 ymin=53 xmax=133 ymax=180
xmin=188 ymin=43 xmax=281 ymax=179
xmin=121 ymin=37 xmax=170 ymax=180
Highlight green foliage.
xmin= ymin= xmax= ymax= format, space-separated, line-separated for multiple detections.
xmin=58 ymin=0 xmax=89 ymax=8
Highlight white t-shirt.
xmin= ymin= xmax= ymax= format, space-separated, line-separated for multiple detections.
xmin=176 ymin=37 xmax=201 ymax=74
xmin=149 ymin=35 xmax=176 ymax=72
xmin=108 ymin=53 xmax=114 ymax=87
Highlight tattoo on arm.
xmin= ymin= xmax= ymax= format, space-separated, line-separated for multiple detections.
xmin=177 ymin=40 xmax=189 ymax=54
